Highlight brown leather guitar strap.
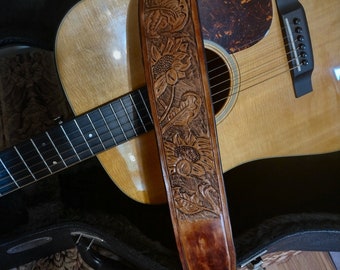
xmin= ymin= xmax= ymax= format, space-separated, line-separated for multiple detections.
xmin=139 ymin=0 xmax=236 ymax=269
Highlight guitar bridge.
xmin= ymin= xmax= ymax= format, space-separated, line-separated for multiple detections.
xmin=276 ymin=0 xmax=314 ymax=97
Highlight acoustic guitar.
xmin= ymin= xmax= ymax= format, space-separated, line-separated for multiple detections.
xmin=0 ymin=0 xmax=339 ymax=204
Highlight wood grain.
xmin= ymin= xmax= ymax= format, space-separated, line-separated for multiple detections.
xmin=238 ymin=251 xmax=336 ymax=270
xmin=264 ymin=251 xmax=336 ymax=270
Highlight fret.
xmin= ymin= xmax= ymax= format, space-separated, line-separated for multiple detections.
xmin=129 ymin=93 xmax=147 ymax=132
xmin=0 ymin=87 xmax=158 ymax=198
xmin=47 ymin=127 xmax=79 ymax=166
xmin=138 ymin=88 xmax=154 ymax=125
xmin=98 ymin=107 xmax=118 ymax=145
xmin=74 ymin=116 xmax=104 ymax=154
xmin=88 ymin=109 xmax=117 ymax=148
xmin=0 ymin=158 xmax=19 ymax=187
xmin=0 ymin=157 xmax=18 ymax=195
xmin=0 ymin=148 xmax=35 ymax=187
xmin=132 ymin=89 xmax=154 ymax=131
xmin=73 ymin=118 xmax=94 ymax=155
xmin=119 ymin=98 xmax=138 ymax=136
xmin=120 ymin=94 xmax=145 ymax=135
xmin=61 ymin=120 xmax=93 ymax=160
xmin=14 ymin=146 xmax=36 ymax=180
xmin=14 ymin=142 xmax=50 ymax=179
xmin=30 ymin=139 xmax=52 ymax=174
xmin=32 ymin=132 xmax=67 ymax=172
xmin=139 ymin=88 xmax=153 ymax=121
xmin=108 ymin=103 xmax=129 ymax=142
xmin=87 ymin=114 xmax=106 ymax=148
xmin=98 ymin=104 xmax=125 ymax=144
xmin=45 ymin=132 xmax=68 ymax=167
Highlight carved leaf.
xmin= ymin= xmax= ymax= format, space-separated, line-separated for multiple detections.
xmin=174 ymin=188 xmax=205 ymax=215
xmin=145 ymin=0 xmax=189 ymax=36
xmin=163 ymin=92 xmax=201 ymax=131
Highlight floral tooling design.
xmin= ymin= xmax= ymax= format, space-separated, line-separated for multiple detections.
xmin=151 ymin=38 xmax=191 ymax=98
xmin=142 ymin=0 xmax=222 ymax=220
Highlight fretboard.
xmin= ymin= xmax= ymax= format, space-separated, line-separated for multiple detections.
xmin=0 ymin=87 xmax=153 ymax=196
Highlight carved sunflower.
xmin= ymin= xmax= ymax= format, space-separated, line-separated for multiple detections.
xmin=151 ymin=38 xmax=192 ymax=98
xmin=164 ymin=132 xmax=214 ymax=178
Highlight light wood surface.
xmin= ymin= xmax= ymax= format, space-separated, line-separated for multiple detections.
xmin=264 ymin=251 xmax=336 ymax=270
xmin=56 ymin=0 xmax=167 ymax=204
xmin=55 ymin=0 xmax=340 ymax=204
xmin=238 ymin=251 xmax=336 ymax=270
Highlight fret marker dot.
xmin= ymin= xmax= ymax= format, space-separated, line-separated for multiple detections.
xmin=42 ymin=142 xmax=47 ymax=147
xmin=88 ymin=133 xmax=93 ymax=138
xmin=52 ymin=161 xmax=58 ymax=165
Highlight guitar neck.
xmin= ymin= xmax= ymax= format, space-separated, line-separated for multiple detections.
xmin=0 ymin=87 xmax=153 ymax=196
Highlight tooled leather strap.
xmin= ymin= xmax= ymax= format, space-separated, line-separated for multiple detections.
xmin=139 ymin=0 xmax=236 ymax=269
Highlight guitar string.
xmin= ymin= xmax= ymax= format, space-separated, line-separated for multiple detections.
xmin=208 ymin=43 xmax=294 ymax=88
xmin=0 ymin=7 xmax=313 ymax=190
xmin=0 ymin=31 xmax=305 ymax=191
xmin=208 ymin=43 xmax=305 ymax=100
xmin=210 ymin=56 xmax=303 ymax=104
xmin=207 ymin=29 xmax=304 ymax=99
xmin=0 ymin=53 xmax=300 ymax=191
xmin=208 ymin=63 xmax=296 ymax=103
xmin=0 ymin=99 xmax=154 ymax=190
xmin=0 ymin=60 xmax=301 ymax=192
xmin=204 ymin=23 xmax=294 ymax=64
xmin=1 ymin=27 xmax=295 ymax=168
xmin=0 ymin=66 xmax=299 ymax=193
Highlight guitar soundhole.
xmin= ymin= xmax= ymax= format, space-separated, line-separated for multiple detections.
xmin=205 ymin=48 xmax=231 ymax=115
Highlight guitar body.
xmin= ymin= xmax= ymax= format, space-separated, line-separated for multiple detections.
xmin=56 ymin=0 xmax=167 ymax=204
xmin=55 ymin=0 xmax=340 ymax=204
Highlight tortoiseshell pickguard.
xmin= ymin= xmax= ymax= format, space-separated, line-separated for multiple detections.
xmin=198 ymin=0 xmax=272 ymax=53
